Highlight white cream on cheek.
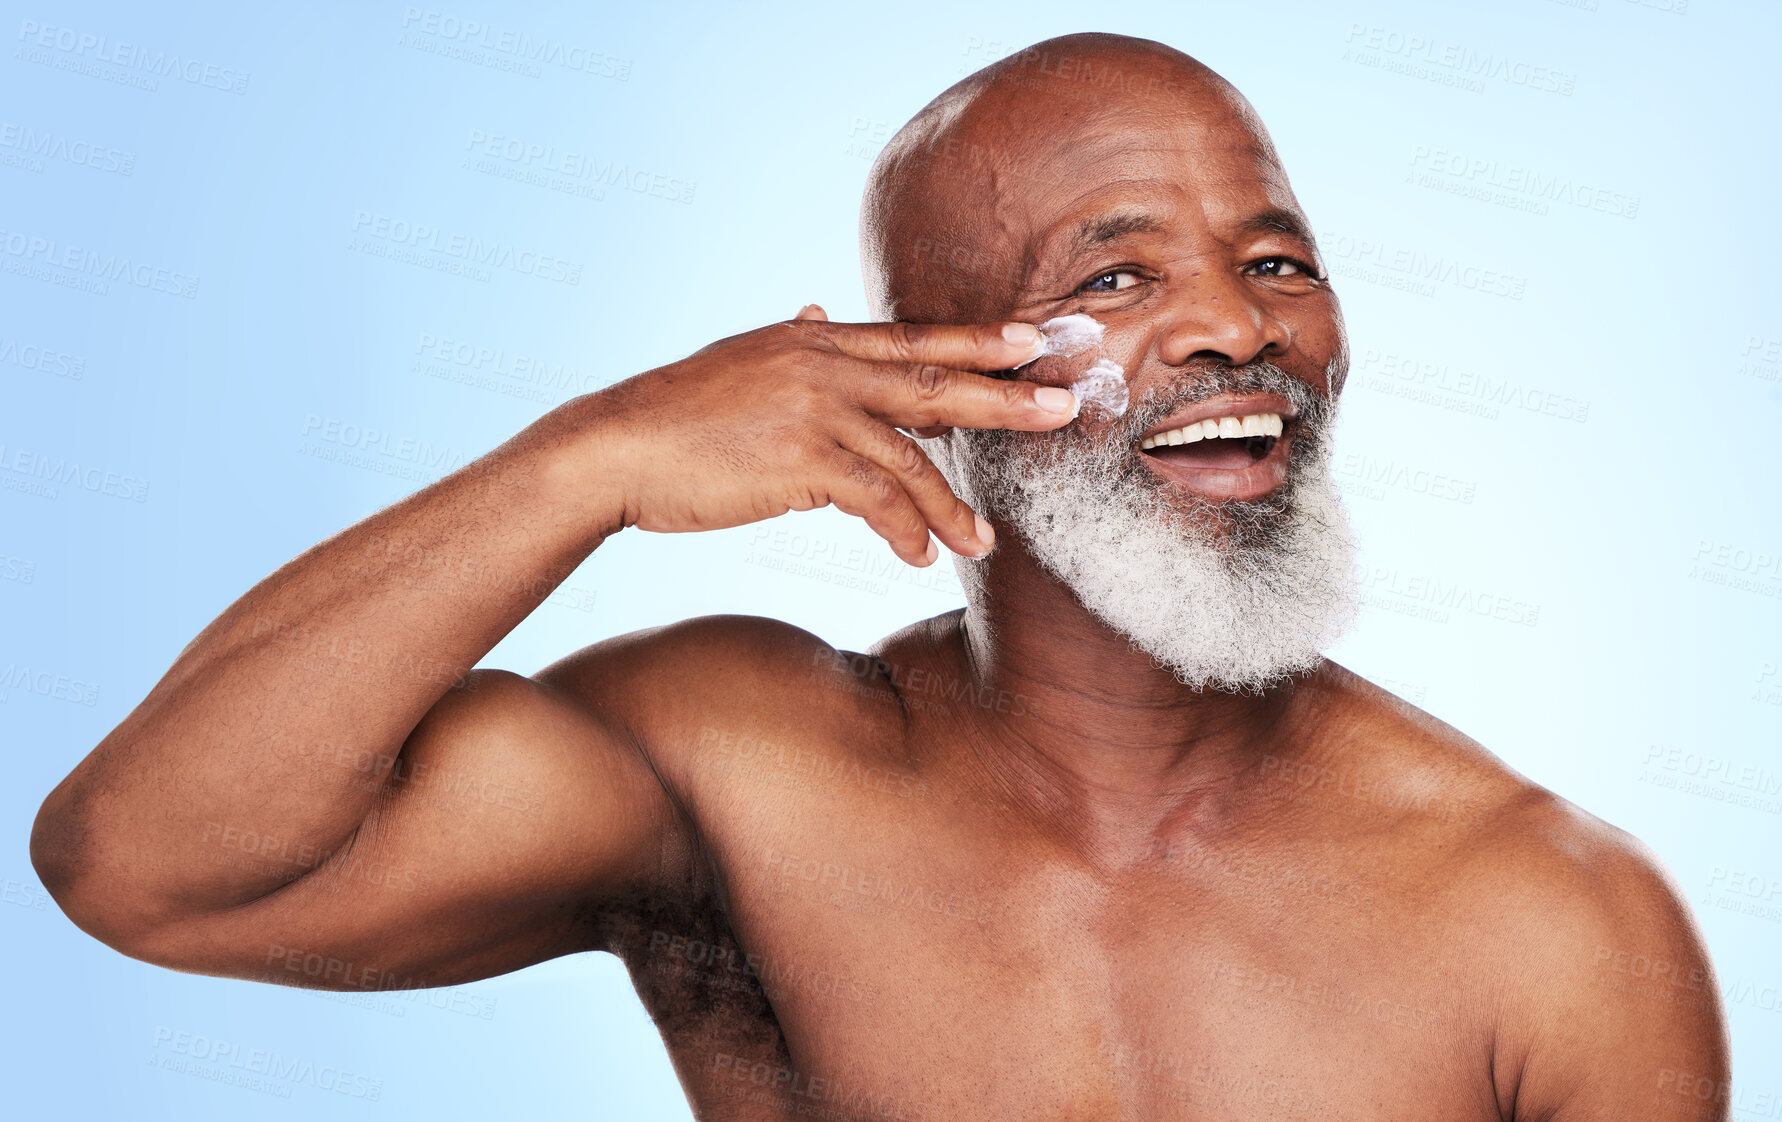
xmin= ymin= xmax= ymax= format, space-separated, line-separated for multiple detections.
xmin=1024 ymin=313 xmax=1104 ymax=362
xmin=1013 ymin=312 xmax=1128 ymax=420
xmin=1070 ymin=357 xmax=1129 ymax=420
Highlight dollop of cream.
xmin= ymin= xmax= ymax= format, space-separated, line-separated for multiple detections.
xmin=1015 ymin=313 xmax=1104 ymax=367
xmin=1069 ymin=357 xmax=1129 ymax=419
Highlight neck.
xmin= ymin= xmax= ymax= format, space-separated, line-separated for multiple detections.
xmin=945 ymin=539 xmax=1318 ymax=838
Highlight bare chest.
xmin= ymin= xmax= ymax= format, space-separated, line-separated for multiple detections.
xmin=623 ymin=757 xmax=1496 ymax=1121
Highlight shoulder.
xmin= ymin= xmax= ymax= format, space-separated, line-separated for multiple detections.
xmin=1289 ymin=661 xmax=1541 ymax=835
xmin=536 ymin=611 xmax=887 ymax=722
xmin=1458 ymin=785 xmax=1713 ymax=981
xmin=1461 ymin=792 xmax=1729 ymax=1117
xmin=1315 ymin=664 xmax=1717 ymax=984
xmin=1310 ymin=665 xmax=1729 ymax=1116
xmin=534 ymin=612 xmax=911 ymax=796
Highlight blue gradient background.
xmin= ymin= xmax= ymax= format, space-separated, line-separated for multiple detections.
xmin=3 ymin=1 xmax=1778 ymax=1117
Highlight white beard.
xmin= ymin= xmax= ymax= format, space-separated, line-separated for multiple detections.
xmin=934 ymin=361 xmax=1361 ymax=695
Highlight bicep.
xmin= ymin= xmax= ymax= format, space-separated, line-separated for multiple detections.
xmin=1528 ymin=968 xmax=1730 ymax=1122
xmin=1509 ymin=853 xmax=1731 ymax=1120
xmin=147 ymin=668 xmax=683 ymax=989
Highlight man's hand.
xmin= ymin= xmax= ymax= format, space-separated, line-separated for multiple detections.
xmin=27 ymin=301 xmax=1070 ymax=989
xmin=583 ymin=304 xmax=1074 ymax=566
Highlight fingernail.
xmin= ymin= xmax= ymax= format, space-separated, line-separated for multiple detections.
xmin=924 ymin=538 xmax=939 ymax=565
xmin=974 ymin=514 xmax=995 ymax=549
xmin=1034 ymin=386 xmax=1076 ymax=414
xmin=1002 ymin=323 xmax=1041 ymax=347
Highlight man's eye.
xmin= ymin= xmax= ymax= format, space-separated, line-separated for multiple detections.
xmin=1250 ymin=256 xmax=1315 ymax=278
xmin=1079 ymin=270 xmax=1140 ymax=293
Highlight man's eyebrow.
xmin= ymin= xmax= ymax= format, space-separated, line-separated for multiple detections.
xmin=1055 ymin=207 xmax=1316 ymax=260
xmin=1066 ymin=210 xmax=1166 ymax=257
xmin=1237 ymin=208 xmax=1317 ymax=247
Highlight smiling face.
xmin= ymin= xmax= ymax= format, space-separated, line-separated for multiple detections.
xmin=863 ymin=35 xmax=1362 ymax=692
xmin=863 ymin=35 xmax=1348 ymax=514
xmin=1011 ymin=132 xmax=1341 ymax=506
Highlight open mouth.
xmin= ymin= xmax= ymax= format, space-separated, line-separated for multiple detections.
xmin=1140 ymin=411 xmax=1283 ymax=469
xmin=1135 ymin=407 xmax=1294 ymax=501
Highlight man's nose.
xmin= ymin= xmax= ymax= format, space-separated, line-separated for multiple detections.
xmin=1153 ymin=269 xmax=1291 ymax=368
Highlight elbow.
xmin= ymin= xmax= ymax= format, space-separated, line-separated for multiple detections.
xmin=29 ymin=785 xmax=84 ymax=915
xmin=29 ymin=785 xmax=157 ymax=958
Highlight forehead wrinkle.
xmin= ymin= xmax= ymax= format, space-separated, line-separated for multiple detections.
xmin=862 ymin=34 xmax=1286 ymax=321
xmin=1071 ymin=211 xmax=1168 ymax=258
xmin=1006 ymin=124 xmax=1277 ymax=258
xmin=1017 ymin=176 xmax=1188 ymax=268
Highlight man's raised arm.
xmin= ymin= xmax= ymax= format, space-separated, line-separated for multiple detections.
xmin=29 ymin=310 xmax=1070 ymax=987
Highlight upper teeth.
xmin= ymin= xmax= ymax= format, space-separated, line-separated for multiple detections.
xmin=1141 ymin=412 xmax=1284 ymax=449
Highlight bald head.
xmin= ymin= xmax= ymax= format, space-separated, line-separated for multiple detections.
xmin=860 ymin=33 xmax=1286 ymax=324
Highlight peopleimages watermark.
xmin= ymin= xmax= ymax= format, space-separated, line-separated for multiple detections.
xmin=1204 ymin=958 xmax=1442 ymax=1034
xmin=1259 ymin=754 xmax=1478 ymax=827
xmin=150 ymin=1026 xmax=381 ymax=1101
xmin=0 ymin=227 xmax=199 ymax=298
xmin=1341 ymin=24 xmax=1577 ymax=96
xmin=746 ymin=524 xmax=966 ymax=600
xmin=0 ymin=441 xmax=149 ymax=503
xmin=1335 ymin=452 xmax=1476 ymax=506
xmin=249 ymin=614 xmax=471 ymax=690
xmin=305 ymin=736 xmax=546 ymax=817
xmin=0 ymin=122 xmax=135 ymax=176
xmin=842 ymin=114 xmax=893 ymax=162
xmin=1688 ymin=538 xmax=1782 ymax=600
xmin=349 ymin=211 xmax=582 ymax=285
xmin=0 ymin=663 xmax=99 ymax=707
xmin=1356 ymin=564 xmax=1541 ymax=627
xmin=1407 ymin=145 xmax=1638 ymax=219
xmin=810 ymin=647 xmax=1033 ymax=718
xmin=1318 ymin=229 xmax=1526 ymax=301
xmin=2 ymin=876 xmax=52 ymax=911
xmin=398 ymin=8 xmax=630 ymax=80
xmin=1102 ymin=1040 xmax=1314 ymax=1113
xmin=710 ymin=1052 xmax=932 ymax=1121
xmin=259 ymin=943 xmax=496 ymax=1019
xmin=1756 ymin=662 xmax=1782 ymax=709
xmin=1738 ymin=334 xmax=1779 ymax=385
xmin=463 ymin=129 xmax=695 ymax=204
xmin=0 ymin=551 xmax=35 ymax=584
xmin=763 ymin=845 xmax=995 ymax=927
xmin=299 ymin=414 xmax=470 ymax=484
xmin=0 ymin=336 xmax=85 ymax=380
xmin=1638 ymin=742 xmax=1782 ymax=815
xmin=1356 ymin=348 xmax=1590 ymax=424
xmin=201 ymin=820 xmax=434 ymax=894
xmin=412 ymin=331 xmax=603 ymax=404
xmin=15 ymin=20 xmax=250 ymax=94
xmin=699 ymin=724 xmax=929 ymax=800
xmin=647 ymin=929 xmax=881 ymax=1006
xmin=1703 ymin=866 xmax=1782 ymax=915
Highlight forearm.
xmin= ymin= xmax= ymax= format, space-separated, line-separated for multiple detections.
xmin=32 ymin=396 xmax=626 ymax=930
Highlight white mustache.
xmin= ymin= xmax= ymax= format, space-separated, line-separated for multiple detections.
xmin=1110 ymin=362 xmax=1333 ymax=450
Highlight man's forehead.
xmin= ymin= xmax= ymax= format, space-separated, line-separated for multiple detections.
xmin=863 ymin=35 xmax=1296 ymax=319
xmin=1016 ymin=146 xmax=1302 ymax=250
xmin=945 ymin=89 xmax=1290 ymax=231
xmin=992 ymin=139 xmax=1305 ymax=289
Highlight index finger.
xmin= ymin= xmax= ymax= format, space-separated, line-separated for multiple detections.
xmin=856 ymin=360 xmax=1081 ymax=433
xmin=798 ymin=318 xmax=1047 ymax=372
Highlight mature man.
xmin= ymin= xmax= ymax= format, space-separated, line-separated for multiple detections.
xmin=33 ymin=32 xmax=1729 ymax=1121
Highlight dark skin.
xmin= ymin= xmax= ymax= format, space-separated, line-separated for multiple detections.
xmin=32 ymin=33 xmax=1728 ymax=1121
